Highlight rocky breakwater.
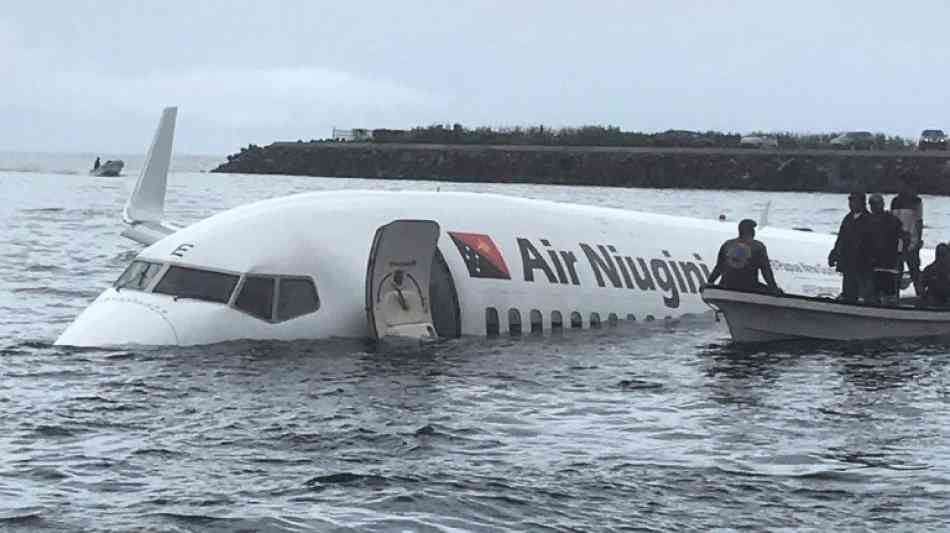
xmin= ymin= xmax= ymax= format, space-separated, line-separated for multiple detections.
xmin=212 ymin=142 xmax=950 ymax=194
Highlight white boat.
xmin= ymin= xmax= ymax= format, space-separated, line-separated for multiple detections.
xmin=90 ymin=159 xmax=124 ymax=177
xmin=701 ymin=286 xmax=950 ymax=343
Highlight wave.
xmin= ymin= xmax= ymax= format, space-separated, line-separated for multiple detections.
xmin=132 ymin=448 xmax=184 ymax=458
xmin=0 ymin=512 xmax=47 ymax=525
xmin=12 ymin=287 xmax=100 ymax=298
xmin=150 ymin=512 xmax=235 ymax=526
xmin=150 ymin=513 xmax=316 ymax=532
xmin=0 ymin=340 xmax=56 ymax=356
xmin=304 ymin=472 xmax=406 ymax=491
xmin=30 ymin=424 xmax=78 ymax=438
xmin=24 ymin=264 xmax=67 ymax=273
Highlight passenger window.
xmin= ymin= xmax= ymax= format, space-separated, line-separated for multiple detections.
xmin=530 ymin=310 xmax=543 ymax=335
xmin=153 ymin=266 xmax=238 ymax=304
xmin=235 ymin=276 xmax=275 ymax=320
xmin=570 ymin=312 xmax=582 ymax=329
xmin=551 ymin=311 xmax=563 ymax=331
xmin=626 ymin=314 xmax=636 ymax=322
xmin=590 ymin=312 xmax=601 ymax=329
xmin=115 ymin=260 xmax=162 ymax=291
xmin=508 ymin=309 xmax=522 ymax=336
xmin=277 ymin=277 xmax=320 ymax=321
xmin=486 ymin=308 xmax=499 ymax=336
xmin=608 ymin=313 xmax=618 ymax=327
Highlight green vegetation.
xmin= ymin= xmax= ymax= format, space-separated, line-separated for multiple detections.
xmin=331 ymin=124 xmax=915 ymax=150
xmin=370 ymin=124 xmax=733 ymax=147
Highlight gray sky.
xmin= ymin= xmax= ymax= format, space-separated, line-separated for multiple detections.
xmin=3 ymin=1 xmax=948 ymax=155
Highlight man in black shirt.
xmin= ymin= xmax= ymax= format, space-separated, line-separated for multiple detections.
xmin=707 ymin=219 xmax=782 ymax=294
xmin=829 ymin=192 xmax=873 ymax=302
xmin=921 ymin=244 xmax=950 ymax=307
xmin=866 ymin=193 xmax=903 ymax=304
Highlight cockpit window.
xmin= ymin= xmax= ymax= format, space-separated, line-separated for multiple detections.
xmin=153 ymin=266 xmax=239 ymax=304
xmin=277 ymin=277 xmax=320 ymax=321
xmin=235 ymin=276 xmax=275 ymax=320
xmin=114 ymin=260 xmax=163 ymax=291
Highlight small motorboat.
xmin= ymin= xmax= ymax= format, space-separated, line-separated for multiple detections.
xmin=701 ymin=286 xmax=950 ymax=343
xmin=90 ymin=159 xmax=124 ymax=177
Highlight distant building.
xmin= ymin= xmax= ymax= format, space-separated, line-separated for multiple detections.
xmin=331 ymin=127 xmax=373 ymax=142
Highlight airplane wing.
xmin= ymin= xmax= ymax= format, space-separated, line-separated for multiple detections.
xmin=120 ymin=219 xmax=181 ymax=245
xmin=121 ymin=106 xmax=181 ymax=246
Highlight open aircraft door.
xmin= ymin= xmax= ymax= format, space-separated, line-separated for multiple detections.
xmin=366 ymin=220 xmax=441 ymax=342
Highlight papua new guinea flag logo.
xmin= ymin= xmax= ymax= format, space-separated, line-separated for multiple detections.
xmin=448 ymin=232 xmax=511 ymax=279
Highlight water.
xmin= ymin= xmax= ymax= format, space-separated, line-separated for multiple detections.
xmin=4 ymin=156 xmax=950 ymax=531
xmin=0 ymin=150 xmax=222 ymax=177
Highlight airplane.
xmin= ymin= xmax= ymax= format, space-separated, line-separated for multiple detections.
xmin=54 ymin=107 xmax=928 ymax=347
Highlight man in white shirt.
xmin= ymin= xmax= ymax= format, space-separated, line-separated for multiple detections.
xmin=891 ymin=173 xmax=924 ymax=294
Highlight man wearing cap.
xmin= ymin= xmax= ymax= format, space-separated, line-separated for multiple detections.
xmin=866 ymin=193 xmax=904 ymax=304
xmin=829 ymin=192 xmax=874 ymax=302
xmin=706 ymin=218 xmax=782 ymax=294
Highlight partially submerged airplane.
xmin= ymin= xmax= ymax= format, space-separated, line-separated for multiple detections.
xmin=54 ymin=108 xmax=927 ymax=347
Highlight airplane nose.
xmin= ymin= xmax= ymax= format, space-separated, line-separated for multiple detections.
xmin=55 ymin=294 xmax=180 ymax=347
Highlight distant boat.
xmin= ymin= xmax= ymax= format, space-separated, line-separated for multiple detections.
xmin=90 ymin=160 xmax=124 ymax=177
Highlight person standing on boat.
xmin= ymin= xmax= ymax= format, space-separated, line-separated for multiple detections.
xmin=866 ymin=193 xmax=903 ymax=305
xmin=828 ymin=191 xmax=873 ymax=302
xmin=93 ymin=156 xmax=100 ymax=171
xmin=706 ymin=219 xmax=782 ymax=294
xmin=920 ymin=244 xmax=950 ymax=307
xmin=891 ymin=172 xmax=924 ymax=294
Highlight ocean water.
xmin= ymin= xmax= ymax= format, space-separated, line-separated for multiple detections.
xmin=0 ymin=150 xmax=222 ymax=177
xmin=4 ymin=155 xmax=950 ymax=531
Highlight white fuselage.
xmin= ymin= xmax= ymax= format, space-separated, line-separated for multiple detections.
xmin=55 ymin=190 xmax=917 ymax=347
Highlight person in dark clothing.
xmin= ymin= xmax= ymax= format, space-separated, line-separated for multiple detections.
xmin=891 ymin=173 xmax=924 ymax=293
xmin=828 ymin=192 xmax=873 ymax=302
xmin=920 ymin=244 xmax=950 ymax=307
xmin=866 ymin=193 xmax=903 ymax=305
xmin=93 ymin=156 xmax=101 ymax=170
xmin=706 ymin=219 xmax=782 ymax=294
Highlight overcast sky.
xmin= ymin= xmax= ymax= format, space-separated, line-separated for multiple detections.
xmin=2 ymin=1 xmax=948 ymax=155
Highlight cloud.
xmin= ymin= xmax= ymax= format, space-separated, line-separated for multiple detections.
xmin=2 ymin=1 xmax=950 ymax=153
xmin=0 ymin=58 xmax=444 ymax=152
xmin=12 ymin=64 xmax=435 ymax=124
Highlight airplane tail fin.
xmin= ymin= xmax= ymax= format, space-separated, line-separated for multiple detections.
xmin=121 ymin=106 xmax=180 ymax=245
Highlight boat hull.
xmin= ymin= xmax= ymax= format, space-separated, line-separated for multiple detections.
xmin=90 ymin=160 xmax=125 ymax=177
xmin=702 ymin=287 xmax=950 ymax=342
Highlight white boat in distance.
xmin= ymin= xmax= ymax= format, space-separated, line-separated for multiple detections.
xmin=90 ymin=159 xmax=124 ymax=177
xmin=701 ymin=286 xmax=950 ymax=343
